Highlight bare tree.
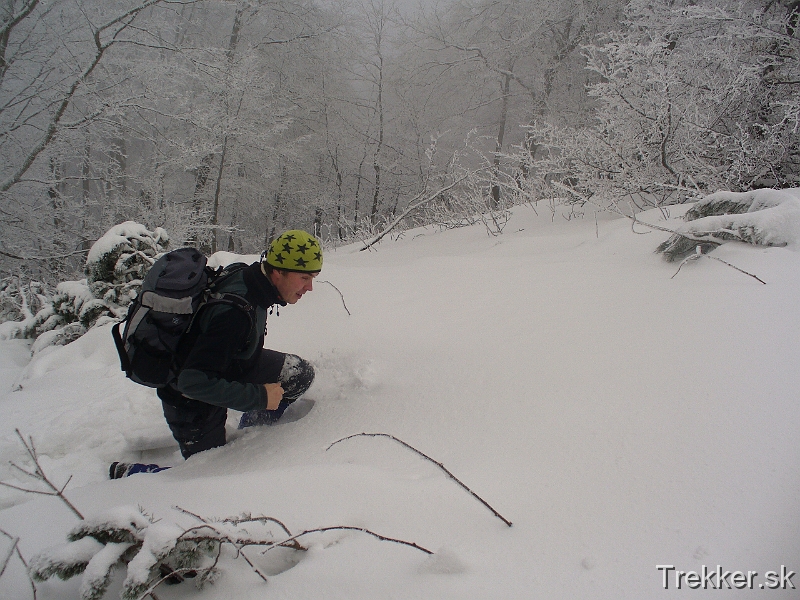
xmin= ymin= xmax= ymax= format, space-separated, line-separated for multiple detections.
xmin=401 ymin=0 xmax=616 ymax=208
xmin=0 ymin=0 xmax=206 ymax=280
xmin=511 ymin=0 xmax=800 ymax=212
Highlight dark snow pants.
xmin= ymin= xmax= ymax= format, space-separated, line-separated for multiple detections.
xmin=158 ymin=350 xmax=315 ymax=459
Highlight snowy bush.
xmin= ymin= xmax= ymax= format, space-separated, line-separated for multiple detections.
xmin=28 ymin=505 xmax=219 ymax=600
xmin=657 ymin=188 xmax=800 ymax=261
xmin=85 ymin=221 xmax=169 ymax=307
xmin=25 ymin=499 xmax=438 ymax=600
xmin=0 ymin=280 xmax=112 ymax=350
xmin=0 ymin=278 xmax=50 ymax=328
xmin=24 ymin=281 xmax=115 ymax=353
xmin=0 ymin=222 xmax=169 ymax=352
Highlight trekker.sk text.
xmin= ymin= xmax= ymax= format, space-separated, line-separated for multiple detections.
xmin=656 ymin=565 xmax=796 ymax=590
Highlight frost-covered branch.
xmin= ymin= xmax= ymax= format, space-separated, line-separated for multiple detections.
xmin=359 ymin=171 xmax=482 ymax=251
xmin=0 ymin=0 xmax=201 ymax=194
xmin=0 ymin=248 xmax=91 ymax=262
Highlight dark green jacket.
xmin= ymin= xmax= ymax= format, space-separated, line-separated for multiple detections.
xmin=175 ymin=262 xmax=284 ymax=412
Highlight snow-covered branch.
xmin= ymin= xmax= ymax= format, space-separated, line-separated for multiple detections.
xmin=656 ymin=188 xmax=800 ymax=262
xmin=29 ymin=503 xmax=433 ymax=600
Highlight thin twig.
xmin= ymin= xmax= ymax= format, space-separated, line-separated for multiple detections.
xmin=175 ymin=507 xmax=294 ymax=537
xmin=233 ymin=549 xmax=268 ymax=582
xmin=318 ymin=281 xmax=351 ymax=315
xmin=0 ymin=480 xmax=58 ymax=496
xmin=670 ymin=253 xmax=701 ymax=279
xmin=173 ymin=506 xmax=206 ymax=523
xmin=178 ymin=522 xmax=303 ymax=552
xmin=173 ymin=506 xmax=308 ymax=551
xmin=1 ymin=430 xmax=83 ymax=520
xmin=221 ymin=516 xmax=295 ymax=539
xmin=671 ymin=248 xmax=766 ymax=284
xmin=175 ymin=523 xmax=270 ymax=582
xmin=174 ymin=507 xmax=302 ymax=550
xmin=707 ymin=255 xmax=767 ymax=284
xmin=265 ymin=526 xmax=434 ymax=555
xmin=135 ymin=566 xmax=217 ymax=600
xmin=174 ymin=522 xmax=429 ymax=557
xmin=0 ymin=527 xmax=36 ymax=599
xmin=631 ymin=214 xmax=653 ymax=235
xmin=0 ymin=531 xmax=19 ymax=578
xmin=327 ymin=433 xmax=513 ymax=527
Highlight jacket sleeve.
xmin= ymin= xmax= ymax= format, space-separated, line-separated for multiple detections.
xmin=174 ymin=304 xmax=267 ymax=412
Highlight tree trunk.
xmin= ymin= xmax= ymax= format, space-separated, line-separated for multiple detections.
xmin=490 ymin=72 xmax=511 ymax=210
xmin=268 ymin=160 xmax=289 ymax=245
xmin=370 ymin=20 xmax=385 ymax=226
xmin=48 ymin=156 xmax=63 ymax=243
xmin=209 ymin=6 xmax=244 ymax=254
xmin=210 ymin=137 xmax=228 ymax=254
xmin=108 ymin=137 xmax=127 ymax=198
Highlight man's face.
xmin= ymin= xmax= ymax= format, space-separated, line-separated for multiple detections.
xmin=270 ymin=269 xmax=317 ymax=304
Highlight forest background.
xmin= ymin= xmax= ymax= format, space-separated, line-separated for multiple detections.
xmin=1 ymin=1 xmax=799 ymax=596
xmin=1 ymin=0 xmax=799 ymax=294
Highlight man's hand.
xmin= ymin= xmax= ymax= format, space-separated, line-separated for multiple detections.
xmin=264 ymin=383 xmax=284 ymax=410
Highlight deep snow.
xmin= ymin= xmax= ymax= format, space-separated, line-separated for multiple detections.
xmin=1 ymin=203 xmax=799 ymax=599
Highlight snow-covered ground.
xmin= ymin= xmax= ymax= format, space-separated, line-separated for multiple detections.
xmin=1 ymin=202 xmax=799 ymax=599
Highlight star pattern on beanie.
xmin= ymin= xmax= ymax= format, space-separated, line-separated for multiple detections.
xmin=265 ymin=230 xmax=323 ymax=272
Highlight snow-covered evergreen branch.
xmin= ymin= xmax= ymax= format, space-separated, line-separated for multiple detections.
xmin=29 ymin=501 xmax=435 ymax=600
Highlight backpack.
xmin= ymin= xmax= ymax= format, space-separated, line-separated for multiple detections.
xmin=111 ymin=247 xmax=256 ymax=388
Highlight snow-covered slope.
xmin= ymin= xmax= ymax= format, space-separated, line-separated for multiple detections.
xmin=1 ymin=204 xmax=799 ymax=599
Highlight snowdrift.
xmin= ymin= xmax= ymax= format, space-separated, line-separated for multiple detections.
xmin=1 ymin=202 xmax=799 ymax=599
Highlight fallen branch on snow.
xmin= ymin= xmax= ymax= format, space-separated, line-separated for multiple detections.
xmin=317 ymin=280 xmax=351 ymax=315
xmin=670 ymin=246 xmax=767 ymax=284
xmin=327 ymin=432 xmax=513 ymax=527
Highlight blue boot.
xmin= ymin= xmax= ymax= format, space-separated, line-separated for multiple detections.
xmin=109 ymin=462 xmax=171 ymax=479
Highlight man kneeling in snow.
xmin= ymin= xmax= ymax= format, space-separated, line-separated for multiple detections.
xmin=110 ymin=230 xmax=321 ymax=478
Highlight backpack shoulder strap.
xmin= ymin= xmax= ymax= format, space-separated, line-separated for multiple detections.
xmin=206 ymin=262 xmax=250 ymax=291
